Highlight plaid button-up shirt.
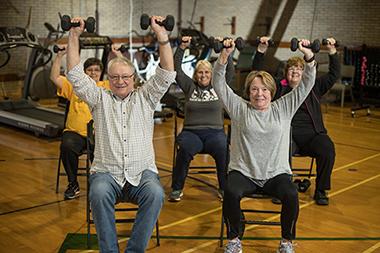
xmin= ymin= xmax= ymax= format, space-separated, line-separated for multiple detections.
xmin=67 ymin=64 xmax=176 ymax=187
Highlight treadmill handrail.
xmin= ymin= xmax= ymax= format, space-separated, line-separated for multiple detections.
xmin=0 ymin=42 xmax=44 ymax=51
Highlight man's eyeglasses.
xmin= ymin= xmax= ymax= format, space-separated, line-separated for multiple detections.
xmin=109 ymin=73 xmax=135 ymax=82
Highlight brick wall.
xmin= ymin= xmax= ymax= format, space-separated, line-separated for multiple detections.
xmin=1 ymin=0 xmax=379 ymax=74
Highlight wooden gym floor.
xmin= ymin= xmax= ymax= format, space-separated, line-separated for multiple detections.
xmin=0 ymin=104 xmax=379 ymax=253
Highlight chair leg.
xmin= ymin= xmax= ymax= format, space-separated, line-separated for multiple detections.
xmin=155 ymin=221 xmax=160 ymax=246
xmin=55 ymin=153 xmax=62 ymax=193
xmin=86 ymin=196 xmax=91 ymax=249
xmin=87 ymin=221 xmax=91 ymax=249
xmin=341 ymin=86 xmax=345 ymax=108
xmin=308 ymin=157 xmax=315 ymax=178
xmin=219 ymin=212 xmax=225 ymax=247
xmin=86 ymin=155 xmax=91 ymax=249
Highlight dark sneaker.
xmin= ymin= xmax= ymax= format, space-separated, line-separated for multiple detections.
xmin=224 ymin=238 xmax=242 ymax=253
xmin=64 ymin=182 xmax=80 ymax=200
xmin=168 ymin=190 xmax=183 ymax=202
xmin=314 ymin=190 xmax=329 ymax=205
xmin=277 ymin=239 xmax=295 ymax=253
xmin=217 ymin=189 xmax=224 ymax=202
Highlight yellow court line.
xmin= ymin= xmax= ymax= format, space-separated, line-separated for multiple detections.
xmin=363 ymin=241 xmax=380 ymax=253
xmin=333 ymin=153 xmax=380 ymax=173
xmin=180 ymin=173 xmax=380 ymax=253
xmin=326 ymin=123 xmax=380 ymax=133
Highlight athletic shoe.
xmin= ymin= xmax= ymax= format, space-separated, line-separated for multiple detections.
xmin=168 ymin=190 xmax=183 ymax=202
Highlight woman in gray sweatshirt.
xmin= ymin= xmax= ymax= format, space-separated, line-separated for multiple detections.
xmin=213 ymin=39 xmax=316 ymax=253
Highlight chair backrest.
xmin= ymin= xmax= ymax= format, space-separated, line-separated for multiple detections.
xmin=86 ymin=119 xmax=94 ymax=151
xmin=62 ymin=100 xmax=70 ymax=128
xmin=84 ymin=119 xmax=95 ymax=166
xmin=340 ymin=64 xmax=355 ymax=84
xmin=236 ymin=45 xmax=255 ymax=70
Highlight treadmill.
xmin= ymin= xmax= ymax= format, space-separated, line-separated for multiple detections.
xmin=0 ymin=26 xmax=65 ymax=137
xmin=0 ymin=28 xmax=117 ymax=137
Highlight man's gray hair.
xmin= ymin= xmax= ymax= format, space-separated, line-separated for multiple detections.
xmin=107 ymin=56 xmax=135 ymax=74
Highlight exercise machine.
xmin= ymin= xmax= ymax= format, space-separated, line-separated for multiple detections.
xmin=0 ymin=26 xmax=65 ymax=137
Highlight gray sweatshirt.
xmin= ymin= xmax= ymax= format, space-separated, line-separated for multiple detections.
xmin=212 ymin=59 xmax=316 ymax=180
xmin=174 ymin=47 xmax=235 ymax=129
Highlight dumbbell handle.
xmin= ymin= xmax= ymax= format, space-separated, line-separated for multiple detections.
xmin=255 ymin=37 xmax=275 ymax=47
xmin=322 ymin=38 xmax=339 ymax=47
xmin=53 ymin=45 xmax=65 ymax=53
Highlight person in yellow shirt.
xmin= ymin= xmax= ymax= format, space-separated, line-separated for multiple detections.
xmin=50 ymin=47 xmax=109 ymax=199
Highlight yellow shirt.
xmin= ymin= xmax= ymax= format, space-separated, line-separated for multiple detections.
xmin=57 ymin=76 xmax=109 ymax=137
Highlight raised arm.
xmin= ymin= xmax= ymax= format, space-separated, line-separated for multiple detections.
xmin=139 ymin=16 xmax=176 ymax=109
xmin=316 ymin=37 xmax=341 ymax=96
xmin=275 ymin=39 xmax=316 ymax=118
xmin=225 ymin=53 xmax=235 ymax=85
xmin=66 ymin=18 xmax=83 ymax=72
xmin=50 ymin=46 xmax=67 ymax=89
xmin=251 ymin=36 xmax=270 ymax=70
xmin=66 ymin=17 xmax=102 ymax=108
xmin=174 ymin=36 xmax=193 ymax=93
xmin=151 ymin=16 xmax=173 ymax=71
xmin=213 ymin=39 xmax=244 ymax=119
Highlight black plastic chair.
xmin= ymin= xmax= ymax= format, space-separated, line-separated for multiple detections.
xmin=219 ymin=191 xmax=281 ymax=247
xmin=55 ymin=101 xmax=88 ymax=193
xmin=290 ymin=128 xmax=316 ymax=193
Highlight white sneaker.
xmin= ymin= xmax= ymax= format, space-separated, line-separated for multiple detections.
xmin=277 ymin=239 xmax=295 ymax=253
xmin=224 ymin=238 xmax=242 ymax=253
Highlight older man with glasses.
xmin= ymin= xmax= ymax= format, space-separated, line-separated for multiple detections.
xmin=65 ymin=15 xmax=175 ymax=252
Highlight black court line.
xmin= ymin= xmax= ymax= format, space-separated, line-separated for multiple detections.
xmin=24 ymin=157 xmax=59 ymax=160
xmin=150 ymin=235 xmax=380 ymax=241
xmin=0 ymin=194 xmax=85 ymax=216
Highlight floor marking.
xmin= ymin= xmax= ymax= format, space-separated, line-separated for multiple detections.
xmin=363 ymin=241 xmax=380 ymax=253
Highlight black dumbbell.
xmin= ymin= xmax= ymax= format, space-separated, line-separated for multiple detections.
xmin=211 ymin=37 xmax=245 ymax=53
xmin=290 ymin=37 xmax=320 ymax=53
xmin=322 ymin=38 xmax=339 ymax=47
xmin=293 ymin=179 xmax=301 ymax=190
xmin=178 ymin=37 xmax=198 ymax=48
xmin=255 ymin=36 xmax=275 ymax=47
xmin=297 ymin=179 xmax=311 ymax=193
xmin=140 ymin=14 xmax=175 ymax=31
xmin=61 ymin=15 xmax=96 ymax=33
xmin=53 ymin=45 xmax=65 ymax=53
xmin=117 ymin=45 xmax=128 ymax=54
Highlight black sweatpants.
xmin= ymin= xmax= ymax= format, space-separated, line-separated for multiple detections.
xmin=60 ymin=131 xmax=93 ymax=185
xmin=293 ymin=133 xmax=335 ymax=191
xmin=223 ymin=171 xmax=299 ymax=240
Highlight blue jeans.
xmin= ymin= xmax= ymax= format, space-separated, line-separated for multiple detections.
xmin=172 ymin=128 xmax=228 ymax=191
xmin=89 ymin=170 xmax=164 ymax=253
